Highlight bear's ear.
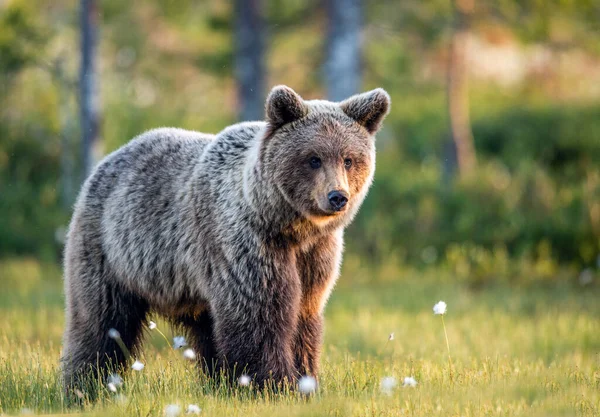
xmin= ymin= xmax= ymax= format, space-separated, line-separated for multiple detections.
xmin=340 ymin=88 xmax=391 ymax=135
xmin=265 ymin=85 xmax=307 ymax=128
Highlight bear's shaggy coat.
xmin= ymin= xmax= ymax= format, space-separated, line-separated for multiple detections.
xmin=61 ymin=85 xmax=390 ymax=390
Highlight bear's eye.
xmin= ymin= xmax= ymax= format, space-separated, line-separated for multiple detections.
xmin=309 ymin=156 xmax=322 ymax=169
xmin=344 ymin=158 xmax=353 ymax=169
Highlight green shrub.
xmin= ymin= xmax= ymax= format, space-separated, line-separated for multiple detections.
xmin=346 ymin=103 xmax=600 ymax=272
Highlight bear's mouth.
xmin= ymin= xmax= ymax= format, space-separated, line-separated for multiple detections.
xmin=308 ymin=207 xmax=344 ymax=220
xmin=306 ymin=212 xmax=341 ymax=227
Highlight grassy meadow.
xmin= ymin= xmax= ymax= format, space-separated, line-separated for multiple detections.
xmin=0 ymin=257 xmax=599 ymax=416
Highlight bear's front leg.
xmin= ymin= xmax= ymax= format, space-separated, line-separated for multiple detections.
xmin=210 ymin=247 xmax=301 ymax=386
xmin=294 ymin=232 xmax=343 ymax=377
xmin=294 ymin=314 xmax=323 ymax=376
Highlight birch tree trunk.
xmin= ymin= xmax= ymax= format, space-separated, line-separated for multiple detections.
xmin=447 ymin=0 xmax=477 ymax=179
xmin=79 ymin=0 xmax=101 ymax=181
xmin=56 ymin=57 xmax=75 ymax=210
xmin=325 ymin=0 xmax=362 ymax=101
xmin=234 ymin=0 xmax=265 ymax=121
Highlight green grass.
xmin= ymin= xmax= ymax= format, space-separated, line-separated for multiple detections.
xmin=0 ymin=258 xmax=599 ymax=416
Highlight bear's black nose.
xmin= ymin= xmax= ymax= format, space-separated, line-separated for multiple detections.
xmin=328 ymin=190 xmax=348 ymax=211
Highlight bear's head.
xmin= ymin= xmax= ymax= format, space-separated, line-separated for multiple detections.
xmin=261 ymin=85 xmax=390 ymax=228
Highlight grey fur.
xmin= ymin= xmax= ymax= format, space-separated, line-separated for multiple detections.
xmin=61 ymin=86 xmax=390 ymax=392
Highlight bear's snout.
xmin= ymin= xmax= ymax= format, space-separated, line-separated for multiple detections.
xmin=328 ymin=190 xmax=349 ymax=211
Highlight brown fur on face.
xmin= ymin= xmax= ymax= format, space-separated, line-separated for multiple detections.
xmin=261 ymin=86 xmax=389 ymax=230
xmin=267 ymin=116 xmax=372 ymax=219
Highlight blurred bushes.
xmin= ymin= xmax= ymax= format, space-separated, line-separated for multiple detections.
xmin=0 ymin=2 xmax=46 ymax=77
xmin=0 ymin=105 xmax=67 ymax=259
xmin=2 ymin=76 xmax=599 ymax=270
xmin=347 ymin=103 xmax=600 ymax=272
xmin=0 ymin=2 xmax=66 ymax=260
xmin=0 ymin=1 xmax=598 ymax=282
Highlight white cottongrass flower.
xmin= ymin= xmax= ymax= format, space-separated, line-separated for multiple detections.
xmin=149 ymin=321 xmax=157 ymax=330
xmin=108 ymin=374 xmax=123 ymax=388
xmin=238 ymin=374 xmax=251 ymax=386
xmin=182 ymin=348 xmax=196 ymax=360
xmin=380 ymin=376 xmax=397 ymax=395
xmin=108 ymin=328 xmax=121 ymax=339
xmin=433 ymin=301 xmax=447 ymax=315
xmin=131 ymin=360 xmax=145 ymax=371
xmin=173 ymin=336 xmax=187 ymax=349
xmin=185 ymin=404 xmax=201 ymax=414
xmin=164 ymin=404 xmax=181 ymax=417
xmin=434 ymin=299 xmax=453 ymax=378
xmin=298 ymin=375 xmax=317 ymax=395
xmin=107 ymin=375 xmax=123 ymax=392
xmin=388 ymin=332 xmax=394 ymax=341
xmin=402 ymin=376 xmax=417 ymax=387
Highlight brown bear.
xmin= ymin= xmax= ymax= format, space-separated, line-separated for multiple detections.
xmin=61 ymin=85 xmax=390 ymax=392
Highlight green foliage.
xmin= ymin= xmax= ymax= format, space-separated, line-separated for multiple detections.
xmin=0 ymin=1 xmax=46 ymax=76
xmin=347 ymin=102 xmax=600 ymax=271
xmin=0 ymin=2 xmax=65 ymax=259
xmin=483 ymin=0 xmax=600 ymax=47
xmin=474 ymin=105 xmax=600 ymax=172
xmin=0 ymin=112 xmax=67 ymax=258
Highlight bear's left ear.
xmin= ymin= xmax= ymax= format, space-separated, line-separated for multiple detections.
xmin=265 ymin=85 xmax=308 ymax=128
xmin=340 ymin=88 xmax=391 ymax=135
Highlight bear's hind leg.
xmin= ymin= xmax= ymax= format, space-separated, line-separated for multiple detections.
xmin=62 ymin=277 xmax=149 ymax=399
xmin=179 ymin=310 xmax=218 ymax=376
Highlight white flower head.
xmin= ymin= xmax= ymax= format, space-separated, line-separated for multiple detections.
xmin=298 ymin=375 xmax=317 ymax=395
xmin=108 ymin=374 xmax=123 ymax=387
xmin=182 ymin=348 xmax=196 ymax=360
xmin=107 ymin=383 xmax=117 ymax=393
xmin=238 ymin=374 xmax=251 ymax=386
xmin=402 ymin=376 xmax=418 ymax=387
xmin=380 ymin=376 xmax=397 ymax=395
xmin=149 ymin=321 xmax=157 ymax=330
xmin=131 ymin=360 xmax=145 ymax=371
xmin=185 ymin=404 xmax=201 ymax=414
xmin=108 ymin=328 xmax=121 ymax=339
xmin=164 ymin=404 xmax=181 ymax=417
xmin=433 ymin=301 xmax=447 ymax=315
xmin=388 ymin=332 xmax=395 ymax=341
xmin=173 ymin=336 xmax=187 ymax=349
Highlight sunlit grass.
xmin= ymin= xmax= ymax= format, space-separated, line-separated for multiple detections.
xmin=0 ymin=258 xmax=599 ymax=416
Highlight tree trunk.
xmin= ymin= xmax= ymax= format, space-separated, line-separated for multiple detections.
xmin=447 ymin=0 xmax=476 ymax=179
xmin=79 ymin=0 xmax=101 ymax=181
xmin=234 ymin=0 xmax=265 ymax=121
xmin=56 ymin=57 xmax=75 ymax=210
xmin=325 ymin=0 xmax=362 ymax=101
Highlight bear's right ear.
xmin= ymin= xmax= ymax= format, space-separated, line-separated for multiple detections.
xmin=340 ymin=88 xmax=391 ymax=135
xmin=265 ymin=85 xmax=307 ymax=128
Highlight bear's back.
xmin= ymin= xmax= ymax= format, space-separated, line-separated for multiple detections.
xmin=70 ymin=128 xmax=215 ymax=297
xmin=80 ymin=128 xmax=214 ymax=208
xmin=201 ymin=122 xmax=265 ymax=173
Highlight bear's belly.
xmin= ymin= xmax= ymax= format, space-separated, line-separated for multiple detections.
xmin=155 ymin=299 xmax=209 ymax=321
